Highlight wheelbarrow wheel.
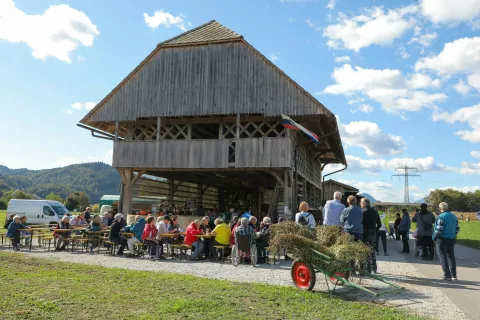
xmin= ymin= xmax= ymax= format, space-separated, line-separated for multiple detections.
xmin=328 ymin=271 xmax=350 ymax=286
xmin=291 ymin=259 xmax=316 ymax=291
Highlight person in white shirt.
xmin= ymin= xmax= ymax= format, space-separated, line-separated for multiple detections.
xmin=295 ymin=202 xmax=316 ymax=228
xmin=155 ymin=215 xmax=171 ymax=259
xmin=323 ymin=192 xmax=346 ymax=226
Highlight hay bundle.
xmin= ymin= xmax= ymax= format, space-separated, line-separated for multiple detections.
xmin=335 ymin=232 xmax=354 ymax=245
xmin=330 ymin=242 xmax=371 ymax=267
xmin=316 ymin=225 xmax=341 ymax=246
xmin=270 ymin=221 xmax=316 ymax=240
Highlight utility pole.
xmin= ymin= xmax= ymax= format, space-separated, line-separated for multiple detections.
xmin=392 ymin=165 xmax=420 ymax=203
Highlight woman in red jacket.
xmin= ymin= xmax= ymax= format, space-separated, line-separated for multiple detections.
xmin=142 ymin=216 xmax=160 ymax=259
xmin=184 ymin=219 xmax=204 ymax=261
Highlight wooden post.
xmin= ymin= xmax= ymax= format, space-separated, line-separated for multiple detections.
xmin=236 ymin=114 xmax=240 ymax=138
xmin=120 ymin=168 xmax=133 ymax=217
xmin=125 ymin=124 xmax=133 ymax=141
xmin=157 ymin=117 xmax=162 ymax=141
xmin=114 ymin=121 xmax=119 ymax=141
xmin=219 ymin=122 xmax=223 ymax=139
xmin=187 ymin=124 xmax=192 ymax=139
xmin=169 ymin=179 xmax=175 ymax=209
xmin=283 ymin=170 xmax=291 ymax=220
xmin=304 ymin=177 xmax=308 ymax=203
xmin=257 ymin=187 xmax=262 ymax=218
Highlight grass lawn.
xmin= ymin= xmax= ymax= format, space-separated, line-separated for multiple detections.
xmin=0 ymin=253 xmax=420 ymax=320
xmin=1 ymin=209 xmax=6 ymax=232
xmin=411 ymin=220 xmax=480 ymax=249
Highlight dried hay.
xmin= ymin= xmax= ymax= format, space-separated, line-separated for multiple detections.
xmin=270 ymin=221 xmax=316 ymax=240
xmin=316 ymin=225 xmax=342 ymax=246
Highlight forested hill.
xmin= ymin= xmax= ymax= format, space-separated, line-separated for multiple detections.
xmin=0 ymin=162 xmax=120 ymax=203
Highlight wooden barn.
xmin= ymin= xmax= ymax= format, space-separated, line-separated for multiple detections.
xmin=78 ymin=20 xmax=346 ymax=221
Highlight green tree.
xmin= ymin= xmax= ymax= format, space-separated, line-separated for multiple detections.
xmin=65 ymin=191 xmax=90 ymax=211
xmin=0 ymin=189 xmax=32 ymax=205
xmin=46 ymin=192 xmax=63 ymax=202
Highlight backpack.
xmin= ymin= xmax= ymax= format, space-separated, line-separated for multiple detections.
xmin=298 ymin=213 xmax=311 ymax=226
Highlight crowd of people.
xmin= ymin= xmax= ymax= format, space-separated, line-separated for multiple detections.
xmin=320 ymin=192 xmax=460 ymax=280
xmin=3 ymin=195 xmax=462 ymax=279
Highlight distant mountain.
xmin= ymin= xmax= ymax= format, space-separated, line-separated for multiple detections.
xmin=0 ymin=162 xmax=120 ymax=203
xmin=413 ymin=198 xmax=425 ymax=204
xmin=358 ymin=193 xmax=377 ymax=203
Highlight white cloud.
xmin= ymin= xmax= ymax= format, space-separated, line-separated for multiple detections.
xmin=397 ymin=47 xmax=410 ymax=59
xmin=432 ymin=103 xmax=480 ymax=142
xmin=269 ymin=52 xmax=280 ymax=62
xmin=306 ymin=19 xmax=319 ymax=30
xmin=323 ymin=5 xmax=417 ymax=52
xmin=324 ymin=64 xmax=447 ymax=114
xmin=471 ymin=151 xmax=480 ymax=158
xmin=70 ymin=101 xmax=96 ymax=112
xmin=0 ymin=0 xmax=99 ymax=63
xmin=352 ymin=104 xmax=374 ymax=113
xmin=345 ymin=155 xmax=445 ymax=174
xmin=453 ymin=80 xmax=472 ymax=95
xmin=326 ymin=0 xmax=335 ymax=10
xmin=468 ymin=73 xmax=480 ymax=91
xmin=55 ymin=148 xmax=112 ymax=167
xmin=339 ymin=179 xmax=401 ymax=202
xmin=415 ymin=37 xmax=480 ymax=75
xmin=450 ymin=161 xmax=480 ymax=175
xmin=339 ymin=119 xmax=407 ymax=156
xmin=143 ymin=10 xmax=187 ymax=31
xmin=335 ymin=56 xmax=350 ymax=63
xmin=420 ymin=0 xmax=480 ymax=24
xmin=77 ymin=56 xmax=86 ymax=63
xmin=409 ymin=31 xmax=437 ymax=47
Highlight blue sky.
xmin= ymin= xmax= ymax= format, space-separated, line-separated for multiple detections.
xmin=0 ymin=0 xmax=479 ymax=202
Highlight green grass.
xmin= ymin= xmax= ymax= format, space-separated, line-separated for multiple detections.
xmin=0 ymin=253 xmax=420 ymax=320
xmin=411 ymin=220 xmax=480 ymax=249
xmin=1 ymin=210 xmax=5 ymax=232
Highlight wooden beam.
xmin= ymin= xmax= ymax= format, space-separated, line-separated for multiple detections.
xmin=269 ymin=171 xmax=285 ymax=187
xmin=130 ymin=171 xmax=146 ymax=187
xmin=236 ymin=114 xmax=240 ymax=138
xmin=114 ymin=121 xmax=119 ymax=141
xmin=157 ymin=117 xmax=162 ymax=141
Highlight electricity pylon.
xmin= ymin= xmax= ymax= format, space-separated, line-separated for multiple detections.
xmin=392 ymin=165 xmax=420 ymax=203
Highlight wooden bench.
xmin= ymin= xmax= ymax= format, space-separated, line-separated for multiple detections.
xmin=171 ymin=244 xmax=192 ymax=261
xmin=0 ymin=233 xmax=6 ymax=245
xmin=213 ymin=245 xmax=231 ymax=262
xmin=73 ymin=238 xmax=90 ymax=253
xmin=103 ymin=240 xmax=118 ymax=256
xmin=40 ymin=235 xmax=55 ymax=251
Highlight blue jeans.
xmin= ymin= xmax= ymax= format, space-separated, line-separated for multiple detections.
xmin=437 ymin=237 xmax=456 ymax=278
xmin=191 ymin=240 xmax=204 ymax=260
xmin=346 ymin=230 xmax=363 ymax=242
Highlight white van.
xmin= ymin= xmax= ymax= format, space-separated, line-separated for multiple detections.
xmin=7 ymin=199 xmax=71 ymax=225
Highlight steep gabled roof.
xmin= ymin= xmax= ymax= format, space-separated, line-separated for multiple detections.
xmin=158 ymin=20 xmax=242 ymax=46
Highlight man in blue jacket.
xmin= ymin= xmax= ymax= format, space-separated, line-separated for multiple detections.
xmin=340 ymin=195 xmax=363 ymax=241
xmin=433 ymin=202 xmax=460 ymax=281
xmin=6 ymin=216 xmax=21 ymax=251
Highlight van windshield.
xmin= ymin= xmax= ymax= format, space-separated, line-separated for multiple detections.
xmin=51 ymin=205 xmax=71 ymax=216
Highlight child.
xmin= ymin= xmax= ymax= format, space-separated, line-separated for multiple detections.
xmin=6 ymin=216 xmax=21 ymax=251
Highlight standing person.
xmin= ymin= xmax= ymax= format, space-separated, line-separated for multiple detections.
xmin=83 ymin=207 xmax=92 ymax=224
xmin=241 ymin=207 xmax=252 ymax=220
xmin=6 ymin=216 xmax=22 ymax=251
xmin=360 ymin=198 xmax=381 ymax=274
xmin=184 ymin=220 xmax=204 ymax=261
xmin=394 ymin=213 xmax=402 ymax=241
xmin=375 ymin=206 xmax=390 ymax=256
xmin=398 ymin=209 xmax=411 ymax=254
xmin=433 ymin=202 xmax=460 ymax=281
xmin=340 ymin=196 xmax=363 ymax=241
xmin=323 ymin=192 xmax=345 ymax=227
xmin=412 ymin=203 xmax=436 ymax=260
xmin=295 ymin=202 xmax=316 ymax=228
xmin=54 ymin=216 xmax=72 ymax=251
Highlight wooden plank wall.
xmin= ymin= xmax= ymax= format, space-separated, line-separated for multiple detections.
xmin=86 ymin=42 xmax=325 ymax=123
xmin=113 ymin=138 xmax=293 ymax=169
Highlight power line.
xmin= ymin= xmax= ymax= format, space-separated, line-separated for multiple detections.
xmin=392 ymin=165 xmax=421 ymax=203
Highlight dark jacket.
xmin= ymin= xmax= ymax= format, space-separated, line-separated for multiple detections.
xmin=362 ymin=206 xmax=381 ymax=232
xmin=394 ymin=217 xmax=401 ymax=230
xmin=412 ymin=210 xmax=436 ymax=237
xmin=3 ymin=218 xmax=13 ymax=230
xmin=84 ymin=210 xmax=91 ymax=222
xmin=109 ymin=220 xmax=123 ymax=240
xmin=398 ymin=214 xmax=411 ymax=232
xmin=6 ymin=221 xmax=20 ymax=238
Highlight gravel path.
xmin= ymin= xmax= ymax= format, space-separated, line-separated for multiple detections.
xmin=4 ymin=239 xmax=469 ymax=320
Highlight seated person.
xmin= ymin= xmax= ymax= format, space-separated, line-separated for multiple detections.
xmin=102 ymin=211 xmax=114 ymax=227
xmin=256 ymin=217 xmax=272 ymax=263
xmin=184 ymin=219 xmax=204 ymax=261
xmin=248 ymin=216 xmax=258 ymax=231
xmin=167 ymin=215 xmax=180 ymax=232
xmin=87 ymin=214 xmax=105 ymax=253
xmin=18 ymin=216 xmax=32 ymax=245
xmin=200 ymin=216 xmax=211 ymax=257
xmin=211 ymin=218 xmax=231 ymax=258
xmin=109 ymin=213 xmax=127 ymax=255
xmin=142 ymin=216 xmax=160 ymax=260
xmin=230 ymin=218 xmax=241 ymax=245
xmin=126 ymin=216 xmax=146 ymax=256
xmin=70 ymin=213 xmax=88 ymax=227
xmin=3 ymin=214 xmax=14 ymax=230
xmin=234 ymin=217 xmax=256 ymax=259
xmin=6 ymin=216 xmax=22 ymax=251
xmin=54 ymin=215 xmax=72 ymax=251
xmin=230 ymin=216 xmax=239 ymax=231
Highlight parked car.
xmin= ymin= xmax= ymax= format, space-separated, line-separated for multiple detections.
xmin=7 ymin=199 xmax=71 ymax=225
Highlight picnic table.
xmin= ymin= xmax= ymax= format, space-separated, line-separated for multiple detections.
xmin=19 ymin=227 xmax=53 ymax=250
xmin=85 ymin=230 xmax=110 ymax=254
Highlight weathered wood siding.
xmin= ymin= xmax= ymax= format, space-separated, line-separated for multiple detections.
xmin=113 ymin=138 xmax=293 ymax=169
xmin=86 ymin=42 xmax=326 ymax=123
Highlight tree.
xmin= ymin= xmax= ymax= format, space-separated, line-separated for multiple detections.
xmin=46 ymin=192 xmax=63 ymax=202
xmin=65 ymin=191 xmax=90 ymax=211
xmin=0 ymin=189 xmax=32 ymax=205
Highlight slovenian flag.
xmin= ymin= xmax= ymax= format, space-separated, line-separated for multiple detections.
xmin=281 ymin=114 xmax=320 ymax=144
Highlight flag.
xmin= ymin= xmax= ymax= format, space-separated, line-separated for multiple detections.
xmin=281 ymin=114 xmax=319 ymax=144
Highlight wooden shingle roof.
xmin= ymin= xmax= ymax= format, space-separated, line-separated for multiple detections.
xmin=158 ymin=20 xmax=242 ymax=46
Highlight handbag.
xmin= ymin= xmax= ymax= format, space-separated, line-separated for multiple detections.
xmin=420 ymin=214 xmax=432 ymax=232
